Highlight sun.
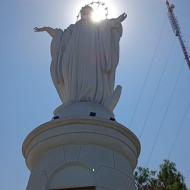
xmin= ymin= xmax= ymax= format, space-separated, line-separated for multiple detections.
xmin=91 ymin=5 xmax=107 ymax=22
xmin=74 ymin=0 xmax=119 ymax=23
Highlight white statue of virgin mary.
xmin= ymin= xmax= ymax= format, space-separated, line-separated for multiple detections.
xmin=34 ymin=5 xmax=127 ymax=111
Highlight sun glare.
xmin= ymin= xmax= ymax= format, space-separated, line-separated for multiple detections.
xmin=91 ymin=6 xmax=106 ymax=22
xmin=74 ymin=0 xmax=118 ymax=23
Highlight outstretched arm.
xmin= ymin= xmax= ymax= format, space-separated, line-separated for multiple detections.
xmin=108 ymin=13 xmax=127 ymax=29
xmin=34 ymin=27 xmax=56 ymax=38
xmin=116 ymin=13 xmax=127 ymax=22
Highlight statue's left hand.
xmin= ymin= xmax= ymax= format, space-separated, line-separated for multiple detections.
xmin=117 ymin=13 xmax=127 ymax=22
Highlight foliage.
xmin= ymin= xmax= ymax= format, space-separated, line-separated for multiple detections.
xmin=134 ymin=160 xmax=187 ymax=190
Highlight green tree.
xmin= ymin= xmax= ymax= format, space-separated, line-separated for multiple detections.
xmin=134 ymin=167 xmax=157 ymax=190
xmin=134 ymin=160 xmax=187 ymax=190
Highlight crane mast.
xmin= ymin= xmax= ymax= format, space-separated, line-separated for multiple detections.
xmin=166 ymin=0 xmax=190 ymax=70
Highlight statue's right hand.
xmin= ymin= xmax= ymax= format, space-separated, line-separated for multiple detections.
xmin=34 ymin=27 xmax=44 ymax=32
xmin=34 ymin=26 xmax=55 ymax=37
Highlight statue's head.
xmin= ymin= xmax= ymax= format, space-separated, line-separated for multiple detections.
xmin=80 ymin=5 xmax=93 ymax=21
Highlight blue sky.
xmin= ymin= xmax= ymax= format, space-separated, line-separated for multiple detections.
xmin=1 ymin=0 xmax=190 ymax=189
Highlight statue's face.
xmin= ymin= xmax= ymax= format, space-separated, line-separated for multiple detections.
xmin=81 ymin=6 xmax=93 ymax=21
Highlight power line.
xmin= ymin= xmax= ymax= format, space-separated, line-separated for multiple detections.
xmin=168 ymin=99 xmax=190 ymax=159
xmin=185 ymin=169 xmax=190 ymax=189
xmin=186 ymin=170 xmax=190 ymax=182
xmin=139 ymin=39 xmax=176 ymax=138
xmin=175 ymin=10 xmax=190 ymax=23
xmin=129 ymin=16 xmax=167 ymax=129
xmin=146 ymin=64 xmax=183 ymax=167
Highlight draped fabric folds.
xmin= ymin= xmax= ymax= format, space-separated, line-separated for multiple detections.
xmin=50 ymin=19 xmax=122 ymax=106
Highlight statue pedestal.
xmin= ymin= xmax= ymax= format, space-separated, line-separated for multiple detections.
xmin=23 ymin=107 xmax=140 ymax=190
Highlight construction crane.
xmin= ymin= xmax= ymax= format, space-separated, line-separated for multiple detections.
xmin=166 ymin=0 xmax=190 ymax=70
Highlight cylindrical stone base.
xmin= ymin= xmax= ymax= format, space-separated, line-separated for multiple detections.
xmin=23 ymin=117 xmax=140 ymax=190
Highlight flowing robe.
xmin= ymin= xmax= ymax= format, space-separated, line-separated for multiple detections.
xmin=50 ymin=19 xmax=122 ymax=106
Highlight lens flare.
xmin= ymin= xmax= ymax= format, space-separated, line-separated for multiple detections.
xmin=74 ymin=0 xmax=118 ymax=23
xmin=91 ymin=6 xmax=106 ymax=22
